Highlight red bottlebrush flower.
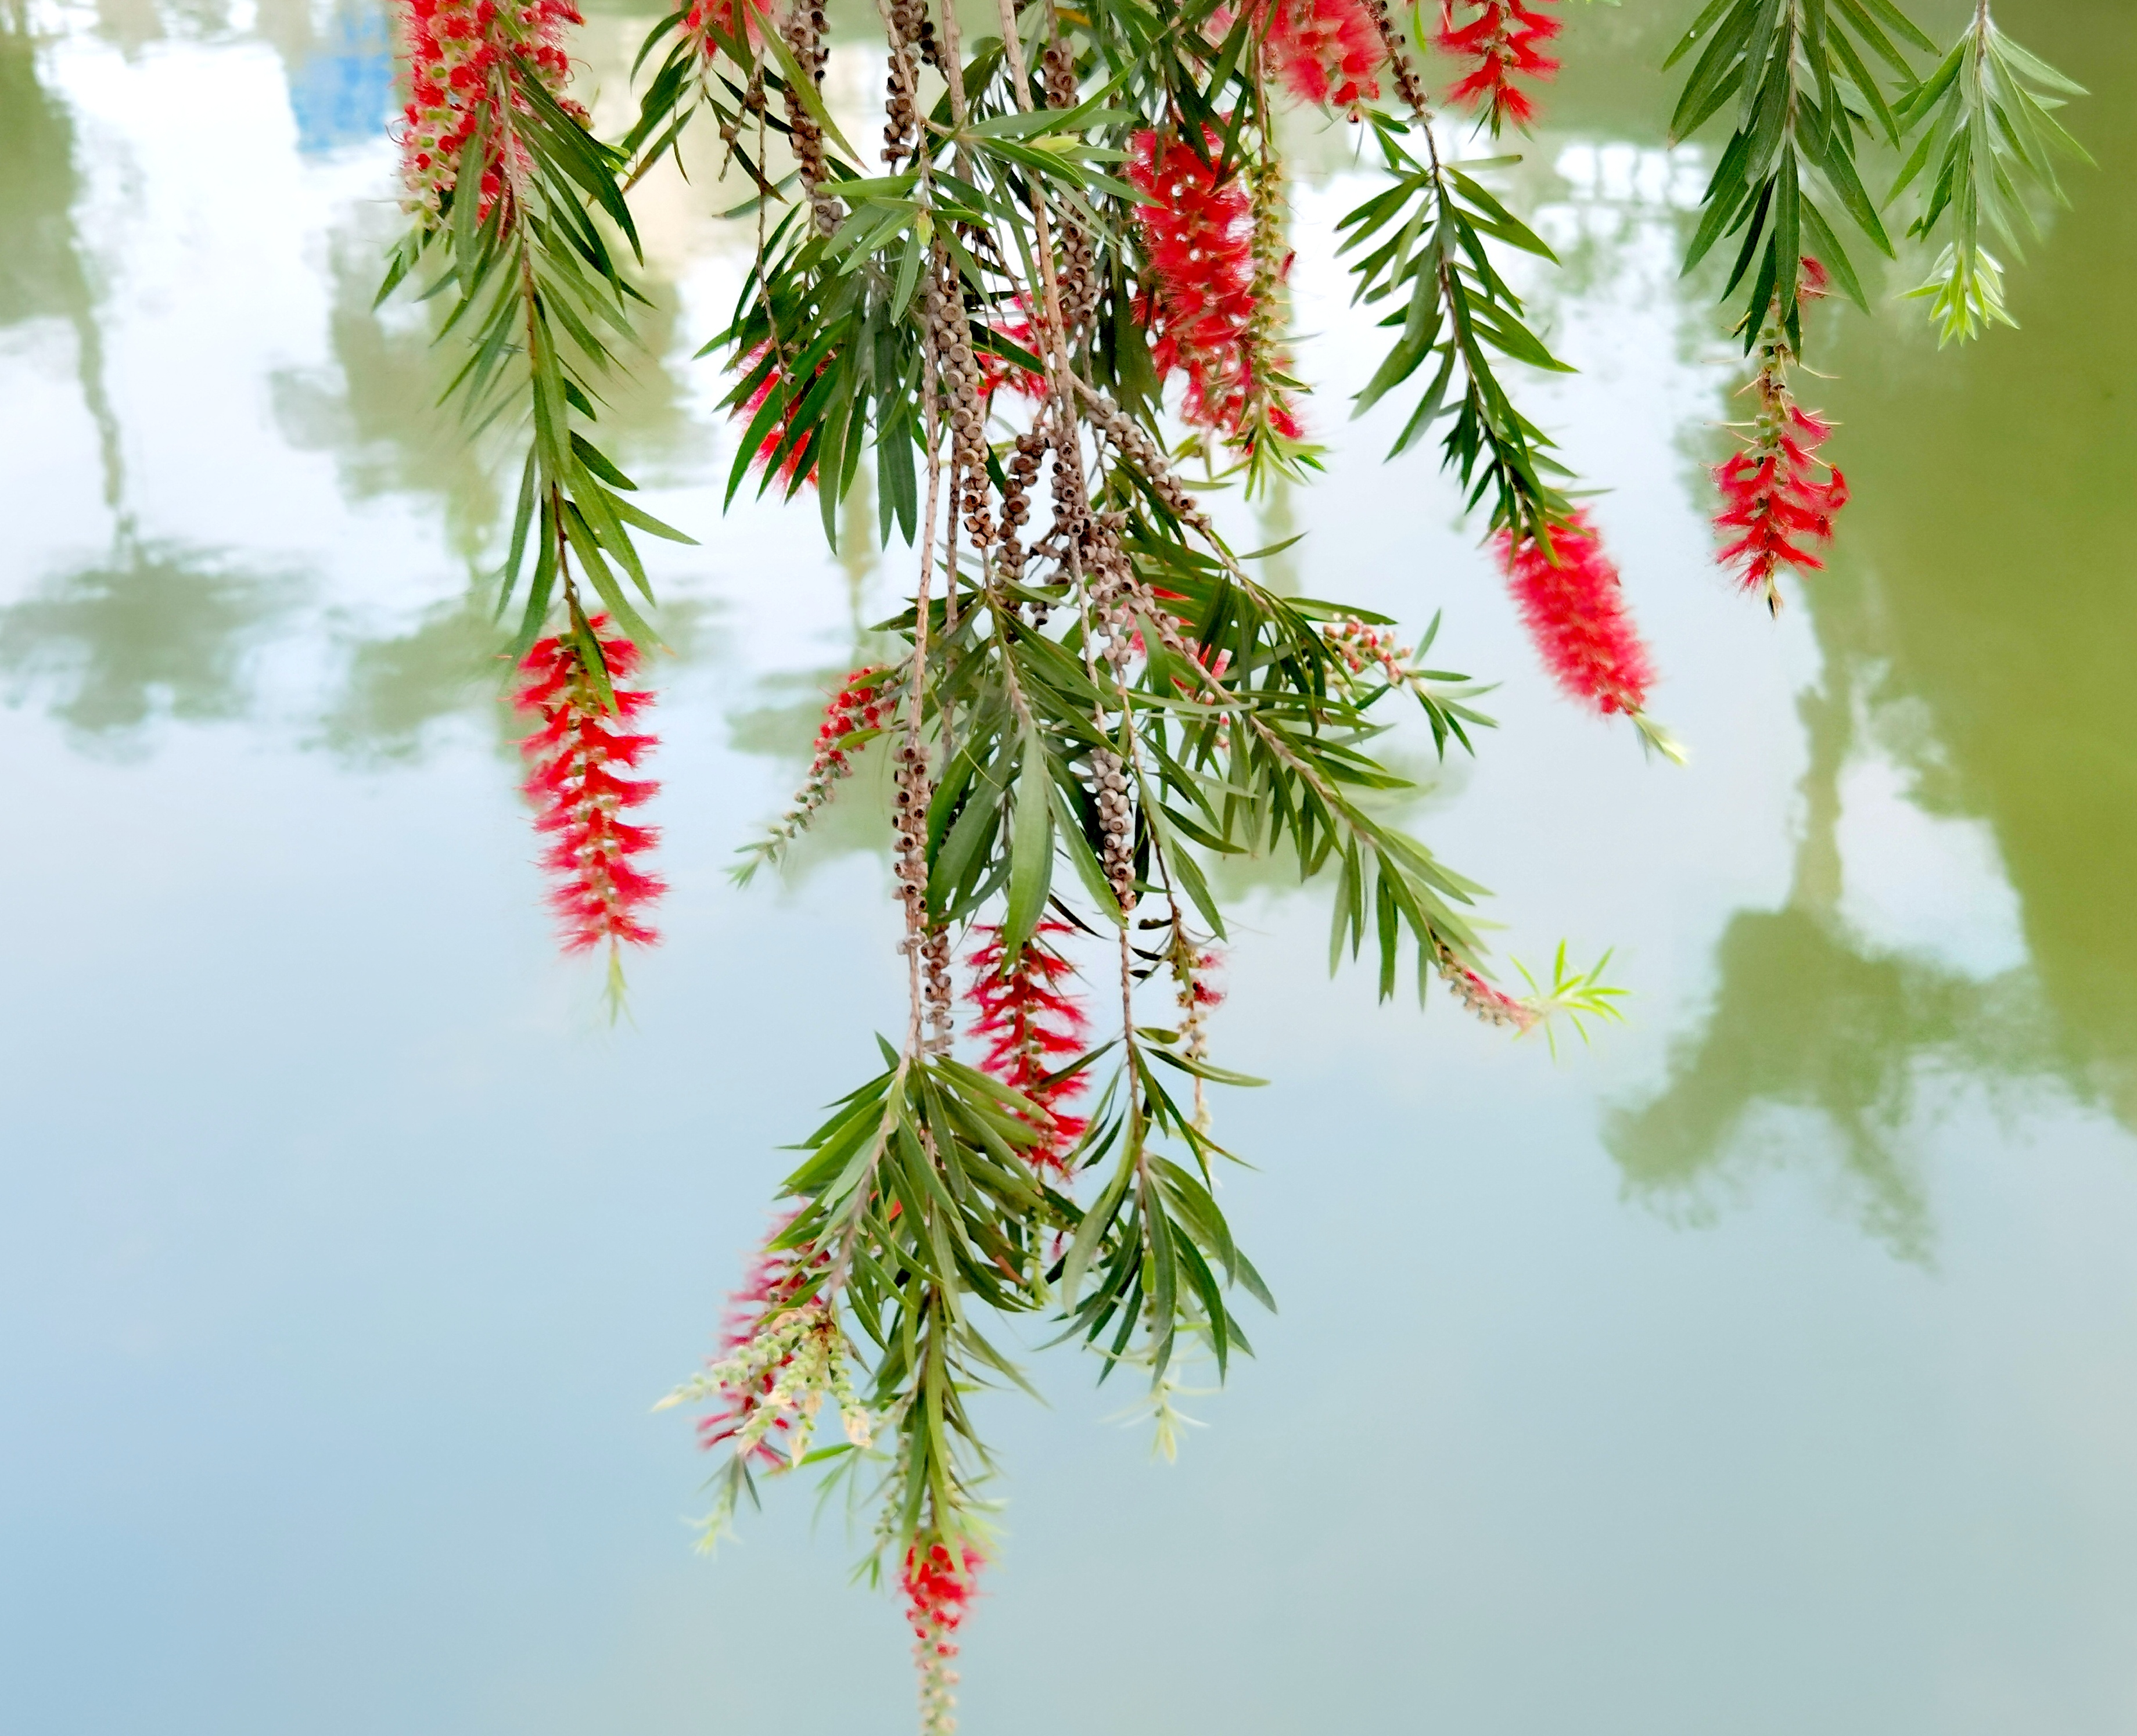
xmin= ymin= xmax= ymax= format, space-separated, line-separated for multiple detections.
xmin=965 ymin=922 xmax=1090 ymax=1177
xmin=791 ymin=667 xmax=894 ymax=822
xmin=1495 ymin=511 xmax=1657 ymax=718
xmin=972 ymin=299 xmax=1047 ymax=404
xmin=734 ymin=342 xmax=821 ymax=488
xmin=1714 ymin=257 xmax=1848 ymax=611
xmin=902 ymin=1537 xmax=983 ymax=1736
xmin=683 ymin=0 xmax=768 ymax=61
xmin=1436 ymin=0 xmax=1560 ymax=132
xmin=1712 ymin=415 xmax=1849 ymax=605
xmin=394 ymin=0 xmax=587 ymax=214
xmin=512 ymin=616 xmax=666 ymax=954
xmin=1258 ymin=0 xmax=1387 ymax=112
xmin=737 ymin=667 xmax=904 ymax=876
xmin=1128 ymin=128 xmax=1299 ymax=445
xmin=807 ymin=667 xmax=894 ymax=783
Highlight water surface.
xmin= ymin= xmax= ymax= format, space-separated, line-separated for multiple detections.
xmin=3 ymin=3 xmax=2136 ymax=1732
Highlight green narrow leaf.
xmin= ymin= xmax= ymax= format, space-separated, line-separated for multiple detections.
xmin=1797 ymin=196 xmax=1869 ymax=311
xmin=1003 ymin=726 xmax=1055 ymax=955
xmin=1061 ymin=1147 xmax=1132 ymax=1309
xmin=1854 ymin=0 xmax=1935 ymax=56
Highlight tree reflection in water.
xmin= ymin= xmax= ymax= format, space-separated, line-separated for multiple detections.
xmin=1605 ymin=0 xmax=2137 ymax=1256
xmin=1 ymin=0 xmax=723 ymax=759
xmin=2 ymin=13 xmax=306 ymax=745
xmin=7 ymin=0 xmax=2133 ymax=1255
xmin=0 ymin=531 xmax=304 ymax=739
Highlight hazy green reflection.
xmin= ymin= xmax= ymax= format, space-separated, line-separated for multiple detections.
xmin=8 ymin=0 xmax=2131 ymax=1217
xmin=0 ymin=533 xmax=303 ymax=738
xmin=1606 ymin=0 xmax=2137 ymax=1241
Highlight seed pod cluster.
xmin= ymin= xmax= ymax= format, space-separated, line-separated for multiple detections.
xmin=924 ymin=256 xmax=999 ymax=567
xmin=1041 ymin=40 xmax=1098 ymax=337
xmin=1091 ymin=748 xmax=1136 ymax=911
xmin=1359 ymin=0 xmax=1432 ymax=117
xmin=1077 ymin=391 xmax=1212 ymax=537
xmin=881 ymin=0 xmax=924 ymax=166
xmin=1037 ymin=415 xmax=1138 ymax=680
xmin=922 ymin=928 xmax=954 ymax=1052
xmin=781 ymin=3 xmax=842 ymax=236
xmin=717 ymin=69 xmax=766 ymax=170
xmin=891 ymin=732 xmax=933 ymax=951
xmin=996 ymin=422 xmax=1048 ymax=589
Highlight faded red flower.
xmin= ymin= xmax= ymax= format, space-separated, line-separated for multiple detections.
xmin=803 ymin=667 xmax=894 ymax=792
xmin=966 ymin=922 xmax=1090 ymax=1177
xmin=1495 ymin=511 xmax=1656 ymax=718
xmin=973 ymin=300 xmax=1047 ymax=404
xmin=1438 ymin=954 xmax=1537 ymax=1031
xmin=396 ymin=0 xmax=586 ymax=214
xmin=1259 ymin=0 xmax=1387 ymax=112
xmin=735 ymin=343 xmax=823 ymax=488
xmin=1436 ymin=0 xmax=1560 ymax=132
xmin=694 ymin=1214 xmax=821 ymax=1468
xmin=683 ymin=0 xmax=768 ymax=60
xmin=902 ymin=1537 xmax=983 ymax=1736
xmin=512 ymin=616 xmax=665 ymax=953
xmin=1128 ymin=128 xmax=1301 ymax=445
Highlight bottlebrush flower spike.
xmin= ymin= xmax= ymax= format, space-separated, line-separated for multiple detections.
xmin=735 ymin=666 xmax=902 ymax=879
xmin=1129 ymin=128 xmax=1301 ymax=448
xmin=1258 ymin=0 xmax=1387 ymax=113
xmin=734 ymin=343 xmax=821 ymax=489
xmin=903 ymin=1537 xmax=983 ymax=1736
xmin=1715 ymin=257 xmax=1848 ymax=614
xmin=396 ymin=0 xmax=587 ymax=214
xmin=684 ymin=0 xmax=769 ymax=62
xmin=973 ymin=299 xmax=1047 ymax=404
xmin=966 ymin=922 xmax=1090 ymax=1177
xmin=1495 ymin=511 xmax=1656 ymax=718
xmin=797 ymin=666 xmax=895 ymax=814
xmin=512 ymin=614 xmax=666 ymax=957
xmin=1435 ymin=0 xmax=1560 ymax=133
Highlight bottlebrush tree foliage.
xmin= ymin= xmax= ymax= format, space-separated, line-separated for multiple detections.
xmin=383 ymin=0 xmax=2086 ymax=1724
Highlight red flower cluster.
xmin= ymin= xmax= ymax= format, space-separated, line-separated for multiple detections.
xmin=1495 ymin=511 xmax=1656 ymax=718
xmin=1129 ymin=128 xmax=1301 ymax=444
xmin=1436 ymin=0 xmax=1560 ymax=131
xmin=512 ymin=617 xmax=665 ymax=953
xmin=397 ymin=0 xmax=584 ymax=213
xmin=1259 ymin=0 xmax=1386 ymax=112
xmin=1715 ymin=257 xmax=1848 ymax=610
xmin=783 ymin=667 xmax=893 ymax=828
xmin=684 ymin=0 xmax=767 ymax=59
xmin=974 ymin=300 xmax=1047 ymax=404
xmin=902 ymin=1537 xmax=982 ymax=1734
xmin=966 ymin=922 xmax=1090 ymax=1177
xmin=810 ymin=668 xmax=893 ymax=779
xmin=736 ymin=344 xmax=820 ymax=488
xmin=1713 ymin=411 xmax=1849 ymax=605
xmin=695 ymin=1216 xmax=819 ymax=1468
